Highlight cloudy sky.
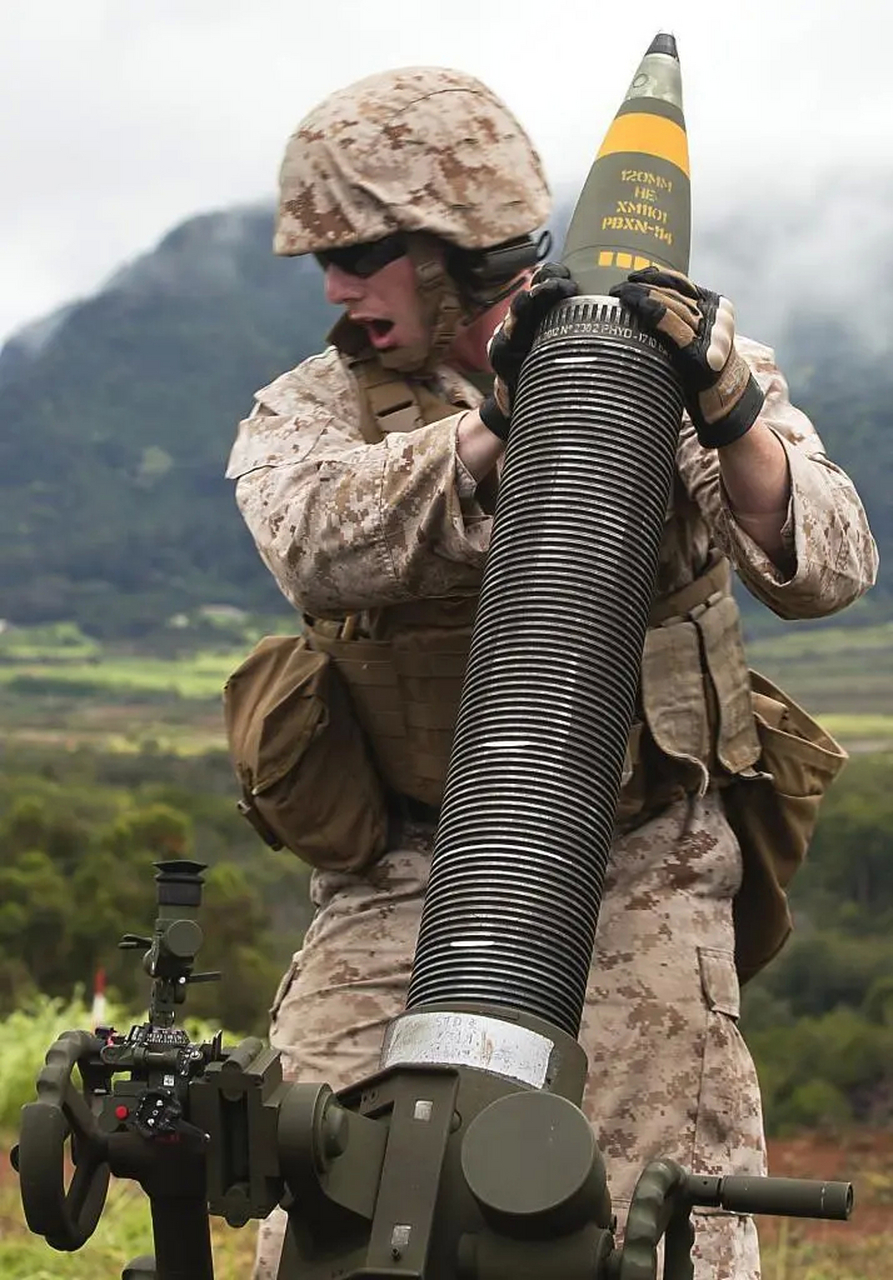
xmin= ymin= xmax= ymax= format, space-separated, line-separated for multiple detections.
xmin=2 ymin=1 xmax=890 ymax=347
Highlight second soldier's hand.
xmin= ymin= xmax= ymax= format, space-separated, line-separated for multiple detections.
xmin=457 ymin=409 xmax=505 ymax=481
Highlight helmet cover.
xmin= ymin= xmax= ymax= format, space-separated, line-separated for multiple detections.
xmin=275 ymin=66 xmax=551 ymax=256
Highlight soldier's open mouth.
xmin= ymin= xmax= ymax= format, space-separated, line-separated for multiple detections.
xmin=366 ymin=319 xmax=395 ymax=349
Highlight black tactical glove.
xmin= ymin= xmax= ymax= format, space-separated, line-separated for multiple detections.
xmin=609 ymin=267 xmax=765 ymax=448
xmin=479 ymin=263 xmax=578 ymax=440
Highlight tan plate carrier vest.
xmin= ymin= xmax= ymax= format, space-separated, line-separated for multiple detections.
xmin=237 ymin=354 xmax=846 ymax=981
xmin=307 ymin=355 xmax=764 ymax=820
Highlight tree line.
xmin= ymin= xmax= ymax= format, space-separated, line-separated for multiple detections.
xmin=1 ymin=743 xmax=891 ymax=1132
xmin=0 ymin=746 xmax=311 ymax=1036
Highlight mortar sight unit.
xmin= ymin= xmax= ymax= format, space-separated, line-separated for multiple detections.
xmin=12 ymin=855 xmax=853 ymax=1280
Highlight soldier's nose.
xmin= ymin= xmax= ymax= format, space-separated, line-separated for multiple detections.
xmin=324 ymin=264 xmax=364 ymax=305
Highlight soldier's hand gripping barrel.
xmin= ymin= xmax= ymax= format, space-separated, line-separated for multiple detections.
xmin=405 ymin=35 xmax=691 ymax=1042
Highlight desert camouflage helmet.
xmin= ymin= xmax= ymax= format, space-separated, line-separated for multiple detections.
xmin=275 ymin=66 xmax=551 ymax=256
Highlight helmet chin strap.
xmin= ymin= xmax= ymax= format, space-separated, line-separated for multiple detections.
xmin=378 ymin=234 xmax=464 ymax=374
xmin=376 ymin=232 xmax=546 ymax=373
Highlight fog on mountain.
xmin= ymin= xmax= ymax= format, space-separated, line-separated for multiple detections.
xmin=0 ymin=187 xmax=888 ymax=638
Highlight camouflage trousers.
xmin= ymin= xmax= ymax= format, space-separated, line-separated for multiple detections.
xmin=253 ymin=791 xmax=766 ymax=1279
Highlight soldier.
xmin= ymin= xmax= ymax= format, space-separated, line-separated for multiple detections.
xmin=226 ymin=67 xmax=878 ymax=1280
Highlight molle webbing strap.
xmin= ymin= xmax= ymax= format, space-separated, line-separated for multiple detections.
xmin=348 ymin=356 xmax=461 ymax=445
xmin=308 ymin=562 xmax=735 ymax=809
xmin=308 ymin=597 xmax=477 ymax=807
xmin=648 ymin=550 xmax=730 ymax=625
xmin=349 ymin=358 xmax=421 ymax=441
xmin=306 ymin=630 xmax=415 ymax=789
xmin=401 ymin=233 xmax=465 ymax=371
xmin=307 ymin=625 xmax=470 ymax=808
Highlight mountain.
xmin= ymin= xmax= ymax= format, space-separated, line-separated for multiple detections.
xmin=0 ymin=207 xmax=338 ymax=634
xmin=0 ymin=201 xmax=889 ymax=637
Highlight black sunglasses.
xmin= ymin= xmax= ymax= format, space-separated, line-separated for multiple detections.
xmin=314 ymin=233 xmax=407 ymax=278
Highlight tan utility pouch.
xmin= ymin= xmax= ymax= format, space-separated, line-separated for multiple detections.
xmin=725 ymin=670 xmax=848 ymax=983
xmin=222 ymin=634 xmax=388 ymax=872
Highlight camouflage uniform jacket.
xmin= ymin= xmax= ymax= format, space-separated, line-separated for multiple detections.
xmin=227 ymin=337 xmax=876 ymax=626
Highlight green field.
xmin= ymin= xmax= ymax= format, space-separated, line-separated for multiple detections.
xmin=0 ymin=651 xmax=241 ymax=698
xmin=1 ymin=621 xmax=890 ymax=755
xmin=0 ymin=1163 xmax=257 ymax=1280
xmin=0 ymin=642 xmax=242 ymax=754
xmin=746 ymin=623 xmax=893 ymax=719
xmin=745 ymin=622 xmax=893 ymax=752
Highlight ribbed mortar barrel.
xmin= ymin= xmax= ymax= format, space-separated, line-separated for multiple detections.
xmin=406 ymin=297 xmax=684 ymax=1038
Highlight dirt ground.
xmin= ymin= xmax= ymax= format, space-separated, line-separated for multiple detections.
xmin=757 ymin=1129 xmax=892 ymax=1277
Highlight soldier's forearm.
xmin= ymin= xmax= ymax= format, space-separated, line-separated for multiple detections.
xmin=719 ymin=421 xmax=793 ymax=572
xmin=456 ymin=409 xmax=506 ymax=482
